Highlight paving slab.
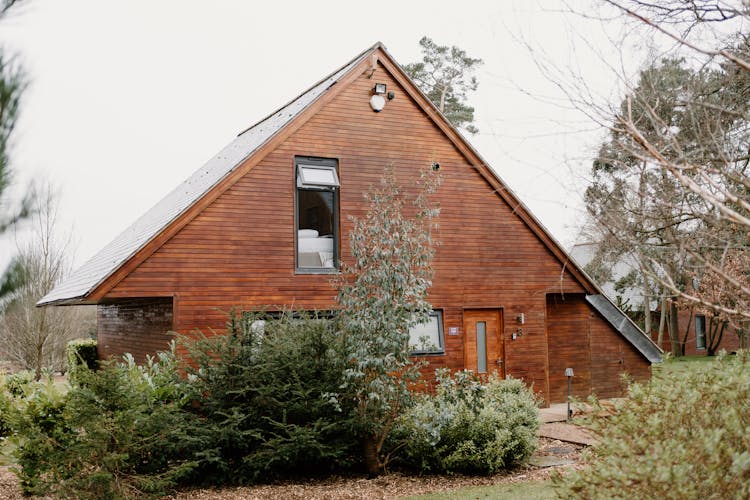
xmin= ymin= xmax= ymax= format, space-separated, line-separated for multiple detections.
xmin=528 ymin=455 xmax=576 ymax=468
xmin=538 ymin=422 xmax=597 ymax=446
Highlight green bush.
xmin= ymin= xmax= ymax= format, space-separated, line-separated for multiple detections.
xmin=66 ymin=338 xmax=98 ymax=375
xmin=394 ymin=369 xmax=539 ymax=475
xmin=182 ymin=310 xmax=358 ymax=484
xmin=0 ymin=371 xmax=58 ymax=441
xmin=557 ymin=352 xmax=750 ymax=499
xmin=8 ymin=343 xmax=206 ymax=498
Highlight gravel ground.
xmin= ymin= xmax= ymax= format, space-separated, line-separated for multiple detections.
xmin=0 ymin=438 xmax=582 ymax=499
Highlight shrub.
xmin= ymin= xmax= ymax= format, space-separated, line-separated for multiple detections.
xmin=66 ymin=338 xmax=98 ymax=375
xmin=394 ymin=369 xmax=539 ymax=475
xmin=8 ymin=342 xmax=206 ymax=498
xmin=182 ymin=310 xmax=358 ymax=484
xmin=557 ymin=352 xmax=750 ymax=499
xmin=0 ymin=373 xmax=69 ymax=492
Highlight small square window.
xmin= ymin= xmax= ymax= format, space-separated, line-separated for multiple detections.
xmin=409 ymin=310 xmax=445 ymax=355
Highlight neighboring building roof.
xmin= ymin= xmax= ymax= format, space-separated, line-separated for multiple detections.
xmin=570 ymin=242 xmax=653 ymax=311
xmin=38 ymin=44 xmax=376 ymax=306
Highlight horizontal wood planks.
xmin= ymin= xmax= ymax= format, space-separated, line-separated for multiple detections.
xmin=99 ymin=58 xmax=649 ymax=403
xmin=589 ymin=300 xmax=651 ymax=397
xmin=546 ymin=294 xmax=592 ymax=403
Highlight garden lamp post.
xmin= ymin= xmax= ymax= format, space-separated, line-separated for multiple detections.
xmin=565 ymin=367 xmax=574 ymax=421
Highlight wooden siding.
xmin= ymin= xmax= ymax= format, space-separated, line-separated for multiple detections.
xmin=589 ymin=301 xmax=652 ymax=397
xmin=100 ymin=59 xmax=646 ymax=403
xmin=97 ymin=297 xmax=173 ymax=363
xmin=546 ymin=294 xmax=651 ymax=403
xmin=546 ymin=294 xmax=592 ymax=403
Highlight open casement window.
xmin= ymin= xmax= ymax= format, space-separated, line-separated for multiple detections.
xmin=408 ymin=310 xmax=445 ymax=355
xmin=696 ymin=315 xmax=706 ymax=350
xmin=295 ymin=157 xmax=339 ymax=272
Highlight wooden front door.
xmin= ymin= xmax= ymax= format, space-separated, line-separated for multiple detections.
xmin=463 ymin=309 xmax=504 ymax=376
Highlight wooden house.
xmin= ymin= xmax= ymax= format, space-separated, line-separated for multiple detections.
xmin=39 ymin=43 xmax=661 ymax=404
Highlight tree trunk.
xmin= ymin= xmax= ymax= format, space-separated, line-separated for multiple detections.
xmin=439 ymin=86 xmax=447 ymax=113
xmin=641 ymin=274 xmax=652 ymax=336
xmin=680 ymin=309 xmax=694 ymax=357
xmin=707 ymin=319 xmax=725 ymax=356
xmin=363 ymin=435 xmax=381 ymax=477
xmin=668 ymin=301 xmax=681 ymax=357
xmin=35 ymin=341 xmax=43 ymax=381
xmin=657 ymin=295 xmax=667 ymax=348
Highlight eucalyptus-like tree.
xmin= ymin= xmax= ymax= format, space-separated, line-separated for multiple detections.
xmin=334 ymin=165 xmax=441 ymax=475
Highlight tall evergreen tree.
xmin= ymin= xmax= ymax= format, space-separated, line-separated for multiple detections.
xmin=404 ymin=37 xmax=483 ymax=134
xmin=0 ymin=0 xmax=31 ymax=306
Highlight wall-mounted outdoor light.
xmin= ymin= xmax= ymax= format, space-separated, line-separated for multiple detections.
xmin=370 ymin=83 xmax=389 ymax=112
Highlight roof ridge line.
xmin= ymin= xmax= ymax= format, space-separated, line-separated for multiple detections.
xmin=237 ymin=42 xmax=382 ymax=137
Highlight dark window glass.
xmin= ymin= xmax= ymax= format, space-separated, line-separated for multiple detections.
xmin=696 ymin=315 xmax=706 ymax=350
xmin=295 ymin=157 xmax=338 ymax=271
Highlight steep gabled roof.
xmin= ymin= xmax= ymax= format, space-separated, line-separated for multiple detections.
xmin=38 ymin=44 xmax=376 ymax=306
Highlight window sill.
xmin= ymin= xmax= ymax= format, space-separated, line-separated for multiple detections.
xmin=295 ymin=268 xmax=340 ymax=275
xmin=410 ymin=351 xmax=446 ymax=357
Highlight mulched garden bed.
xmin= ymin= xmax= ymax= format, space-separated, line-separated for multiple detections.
xmin=0 ymin=438 xmax=582 ymax=499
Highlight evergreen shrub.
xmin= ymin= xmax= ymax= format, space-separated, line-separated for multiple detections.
xmin=9 ymin=343 xmax=205 ymax=498
xmin=557 ymin=352 xmax=750 ymax=499
xmin=394 ymin=369 xmax=539 ymax=474
xmin=66 ymin=338 xmax=98 ymax=375
xmin=183 ymin=310 xmax=358 ymax=484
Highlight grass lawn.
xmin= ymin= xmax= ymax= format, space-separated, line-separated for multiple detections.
xmin=653 ymin=354 xmax=718 ymax=379
xmin=405 ymin=479 xmax=558 ymax=499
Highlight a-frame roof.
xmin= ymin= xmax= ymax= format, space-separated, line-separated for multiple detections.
xmin=37 ymin=42 xmax=661 ymax=363
xmin=38 ymin=44 xmax=375 ymax=306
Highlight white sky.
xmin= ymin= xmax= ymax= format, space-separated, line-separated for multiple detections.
xmin=0 ymin=0 xmax=637 ymax=272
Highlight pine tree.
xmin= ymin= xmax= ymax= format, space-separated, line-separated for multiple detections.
xmin=404 ymin=37 xmax=483 ymax=134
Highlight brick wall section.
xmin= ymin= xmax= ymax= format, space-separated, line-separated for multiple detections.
xmin=97 ymin=298 xmax=174 ymax=363
xmin=654 ymin=309 xmax=742 ymax=356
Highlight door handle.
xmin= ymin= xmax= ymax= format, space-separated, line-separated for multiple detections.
xmin=496 ymin=359 xmax=503 ymax=366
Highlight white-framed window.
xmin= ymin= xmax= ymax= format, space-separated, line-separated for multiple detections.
xmin=696 ymin=315 xmax=706 ymax=350
xmin=295 ymin=156 xmax=339 ymax=272
xmin=409 ymin=310 xmax=445 ymax=355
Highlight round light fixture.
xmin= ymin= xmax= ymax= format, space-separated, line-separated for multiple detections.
xmin=370 ymin=94 xmax=386 ymax=112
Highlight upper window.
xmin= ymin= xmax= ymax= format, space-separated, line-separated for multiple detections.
xmin=295 ymin=157 xmax=339 ymax=272
xmin=409 ymin=310 xmax=445 ymax=355
xmin=696 ymin=315 xmax=706 ymax=350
